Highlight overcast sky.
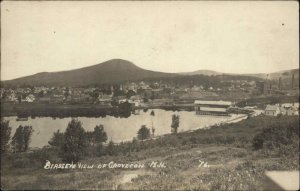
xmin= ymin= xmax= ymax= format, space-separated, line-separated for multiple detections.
xmin=1 ymin=1 xmax=299 ymax=80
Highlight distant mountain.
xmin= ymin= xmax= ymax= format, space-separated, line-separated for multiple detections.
xmin=2 ymin=59 xmax=178 ymax=86
xmin=2 ymin=58 xmax=298 ymax=87
xmin=183 ymin=68 xmax=299 ymax=81
xmin=242 ymin=69 xmax=299 ymax=80
xmin=180 ymin=70 xmax=221 ymax=76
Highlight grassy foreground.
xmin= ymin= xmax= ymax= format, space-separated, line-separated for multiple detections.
xmin=1 ymin=115 xmax=299 ymax=190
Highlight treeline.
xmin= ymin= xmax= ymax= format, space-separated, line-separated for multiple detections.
xmin=2 ymin=73 xmax=262 ymax=89
xmin=140 ymin=74 xmax=261 ymax=88
xmin=2 ymin=102 xmax=133 ymax=118
xmin=1 ymin=121 xmax=33 ymax=153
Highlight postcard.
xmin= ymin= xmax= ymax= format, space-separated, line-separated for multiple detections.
xmin=1 ymin=1 xmax=299 ymax=190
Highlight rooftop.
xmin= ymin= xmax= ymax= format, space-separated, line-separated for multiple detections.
xmin=194 ymin=100 xmax=232 ymax=106
xmin=265 ymin=105 xmax=280 ymax=111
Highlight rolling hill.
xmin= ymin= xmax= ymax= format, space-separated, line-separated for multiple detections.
xmin=180 ymin=70 xmax=221 ymax=76
xmin=182 ymin=69 xmax=299 ymax=79
xmin=2 ymin=59 xmax=178 ymax=86
xmin=245 ymin=69 xmax=299 ymax=80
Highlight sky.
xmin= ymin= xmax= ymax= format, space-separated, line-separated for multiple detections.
xmin=1 ymin=1 xmax=299 ymax=80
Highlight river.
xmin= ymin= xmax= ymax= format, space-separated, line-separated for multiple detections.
xmin=4 ymin=109 xmax=245 ymax=148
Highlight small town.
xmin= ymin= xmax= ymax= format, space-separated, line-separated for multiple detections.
xmin=1 ymin=74 xmax=299 ymax=118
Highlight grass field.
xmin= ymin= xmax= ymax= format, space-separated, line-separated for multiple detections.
xmin=1 ymin=115 xmax=299 ymax=190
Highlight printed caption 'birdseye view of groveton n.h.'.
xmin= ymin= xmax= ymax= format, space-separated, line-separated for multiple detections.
xmin=1 ymin=1 xmax=299 ymax=191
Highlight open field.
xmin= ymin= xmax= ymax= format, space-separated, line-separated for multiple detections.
xmin=1 ymin=115 xmax=299 ymax=190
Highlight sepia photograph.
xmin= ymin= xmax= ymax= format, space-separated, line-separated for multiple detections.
xmin=0 ymin=1 xmax=299 ymax=190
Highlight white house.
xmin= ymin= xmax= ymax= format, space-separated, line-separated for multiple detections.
xmin=129 ymin=95 xmax=143 ymax=107
xmin=265 ymin=105 xmax=281 ymax=116
xmin=286 ymin=107 xmax=299 ymax=116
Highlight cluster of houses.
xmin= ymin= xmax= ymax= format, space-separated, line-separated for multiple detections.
xmin=193 ymin=100 xmax=299 ymax=117
xmin=0 ymin=82 xmax=160 ymax=105
xmin=0 ymin=81 xmax=233 ymax=104
xmin=1 ymin=79 xmax=298 ymax=113
xmin=265 ymin=103 xmax=299 ymax=116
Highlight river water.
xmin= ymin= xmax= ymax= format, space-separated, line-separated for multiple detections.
xmin=4 ymin=109 xmax=244 ymax=148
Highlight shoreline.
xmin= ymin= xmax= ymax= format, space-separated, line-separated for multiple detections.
xmin=7 ymin=112 xmax=250 ymax=149
xmin=1 ymin=102 xmax=253 ymax=117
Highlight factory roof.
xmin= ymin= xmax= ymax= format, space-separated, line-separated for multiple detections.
xmin=194 ymin=100 xmax=232 ymax=106
xmin=198 ymin=107 xmax=227 ymax=112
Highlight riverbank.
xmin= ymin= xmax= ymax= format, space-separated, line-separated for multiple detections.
xmin=1 ymin=101 xmax=254 ymax=117
xmin=2 ymin=94 xmax=298 ymax=117
xmin=1 ymin=102 xmax=132 ymax=118
xmin=1 ymin=115 xmax=298 ymax=190
xmin=4 ymin=109 xmax=244 ymax=148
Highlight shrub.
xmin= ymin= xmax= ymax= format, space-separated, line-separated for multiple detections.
xmin=48 ymin=130 xmax=64 ymax=148
xmin=137 ymin=125 xmax=150 ymax=141
xmin=171 ymin=114 xmax=180 ymax=134
xmin=252 ymin=118 xmax=299 ymax=151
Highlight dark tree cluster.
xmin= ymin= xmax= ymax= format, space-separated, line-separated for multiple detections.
xmin=1 ymin=119 xmax=12 ymax=153
xmin=11 ymin=125 xmax=33 ymax=152
xmin=48 ymin=119 xmax=108 ymax=163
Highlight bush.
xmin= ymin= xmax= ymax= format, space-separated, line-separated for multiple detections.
xmin=137 ymin=125 xmax=150 ymax=141
xmin=48 ymin=130 xmax=64 ymax=148
xmin=252 ymin=118 xmax=299 ymax=151
xmin=12 ymin=157 xmax=32 ymax=168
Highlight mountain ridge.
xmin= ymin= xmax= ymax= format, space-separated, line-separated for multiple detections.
xmin=2 ymin=59 xmax=298 ymax=86
xmin=2 ymin=59 xmax=178 ymax=86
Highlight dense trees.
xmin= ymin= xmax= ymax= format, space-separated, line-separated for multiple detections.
xmin=11 ymin=125 xmax=33 ymax=152
xmin=118 ymin=101 xmax=133 ymax=118
xmin=1 ymin=119 xmax=12 ymax=153
xmin=3 ymin=104 xmax=135 ymax=119
xmin=137 ymin=125 xmax=150 ymax=141
xmin=171 ymin=114 xmax=180 ymax=134
xmin=48 ymin=120 xmax=108 ymax=162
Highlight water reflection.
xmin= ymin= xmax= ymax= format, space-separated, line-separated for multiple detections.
xmin=4 ymin=109 xmax=241 ymax=148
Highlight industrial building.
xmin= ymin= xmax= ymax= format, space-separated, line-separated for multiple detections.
xmin=194 ymin=100 xmax=232 ymax=116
